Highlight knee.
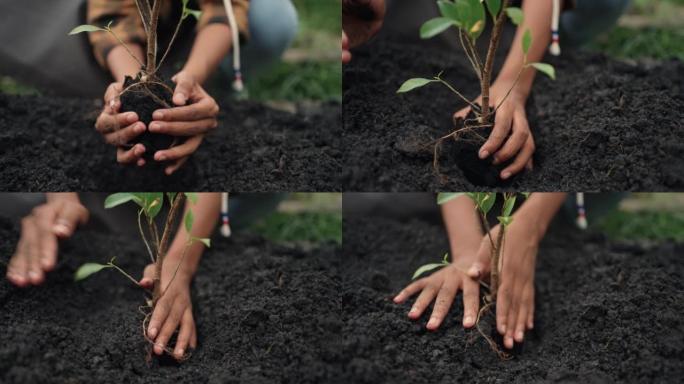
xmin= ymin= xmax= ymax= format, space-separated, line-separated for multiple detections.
xmin=247 ymin=0 xmax=299 ymax=56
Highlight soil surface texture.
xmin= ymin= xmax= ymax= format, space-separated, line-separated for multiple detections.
xmin=339 ymin=217 xmax=684 ymax=383
xmin=343 ymin=37 xmax=684 ymax=191
xmin=0 ymin=217 xmax=342 ymax=383
xmin=0 ymin=94 xmax=341 ymax=191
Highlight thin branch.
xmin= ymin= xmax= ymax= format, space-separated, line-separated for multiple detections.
xmin=494 ymin=65 xmax=526 ymax=113
xmin=434 ymin=77 xmax=480 ymax=110
xmin=146 ymin=0 xmax=162 ymax=74
xmin=459 ymin=29 xmax=482 ymax=80
xmin=155 ymin=13 xmax=185 ymax=74
xmin=105 ymin=27 xmax=145 ymax=69
xmin=134 ymin=0 xmax=151 ymax=36
xmin=481 ymin=0 xmax=511 ymax=122
xmin=153 ymin=193 xmax=186 ymax=303
xmin=108 ymin=262 xmax=141 ymax=287
xmin=160 ymin=239 xmax=192 ymax=299
xmin=138 ymin=209 xmax=156 ymax=264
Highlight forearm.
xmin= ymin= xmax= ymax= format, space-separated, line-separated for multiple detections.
xmin=515 ymin=193 xmax=567 ymax=239
xmin=441 ymin=196 xmax=485 ymax=257
xmin=46 ymin=193 xmax=80 ymax=203
xmin=497 ymin=0 xmax=554 ymax=95
xmin=182 ymin=24 xmax=233 ymax=84
xmin=106 ymin=44 xmax=145 ymax=83
xmin=166 ymin=193 xmax=221 ymax=279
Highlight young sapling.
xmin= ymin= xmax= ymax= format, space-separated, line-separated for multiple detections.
xmin=69 ymin=1 xmax=202 ymax=159
xmin=74 ymin=192 xmax=211 ymax=361
xmin=413 ymin=192 xmax=529 ymax=358
xmin=396 ymin=0 xmax=556 ymax=182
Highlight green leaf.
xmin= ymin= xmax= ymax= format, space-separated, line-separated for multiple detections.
xmin=521 ymin=192 xmax=531 ymax=199
xmin=420 ymin=17 xmax=454 ymax=39
xmin=529 ymin=62 xmax=556 ymax=80
xmin=522 ymin=28 xmax=532 ymax=55
xmin=442 ymin=253 xmax=449 ymax=263
xmin=437 ymin=192 xmax=465 ymax=205
xmin=68 ymin=24 xmax=105 ymax=35
xmin=185 ymin=192 xmax=198 ymax=204
xmin=184 ymin=210 xmax=194 ymax=233
xmin=412 ymin=263 xmax=448 ymax=280
xmin=184 ymin=9 xmax=202 ymax=20
xmin=192 ymin=237 xmax=211 ymax=247
xmin=485 ymin=0 xmax=502 ymax=20
xmin=479 ymin=193 xmax=497 ymax=214
xmin=502 ymin=196 xmax=517 ymax=217
xmin=166 ymin=192 xmax=177 ymax=202
xmin=140 ymin=193 xmax=163 ymax=220
xmin=437 ymin=0 xmax=460 ymax=22
xmin=397 ymin=78 xmax=436 ymax=93
xmin=104 ymin=193 xmax=138 ymax=209
xmin=74 ymin=263 xmax=110 ymax=281
xmin=498 ymin=216 xmax=513 ymax=227
xmin=505 ymin=7 xmax=524 ymax=25
xmin=464 ymin=0 xmax=485 ymax=39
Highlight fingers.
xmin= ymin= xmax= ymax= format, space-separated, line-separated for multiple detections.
xmin=479 ymin=108 xmax=512 ymax=160
xmin=496 ymin=283 xmax=511 ymax=336
xmin=342 ymin=31 xmax=352 ymax=63
xmin=117 ymin=144 xmax=146 ymax=165
xmin=153 ymin=302 xmax=184 ymax=355
xmin=393 ymin=279 xmax=427 ymax=304
xmin=504 ymin=287 xmax=521 ymax=349
xmin=96 ymin=110 xmax=139 ymax=135
xmin=103 ymin=122 xmax=146 ymax=146
xmin=500 ymin=136 xmax=535 ymax=180
xmin=453 ymin=106 xmax=471 ymax=122
xmin=467 ymin=241 xmax=492 ymax=279
xmin=148 ymin=118 xmax=217 ymax=136
xmin=190 ymin=325 xmax=197 ymax=349
xmin=514 ymin=299 xmax=528 ymax=344
xmin=173 ymin=310 xmax=195 ymax=359
xmin=147 ymin=298 xmax=171 ymax=342
xmin=104 ymin=82 xmax=123 ymax=104
xmin=154 ymin=135 xmax=203 ymax=175
xmin=152 ymin=96 xmax=218 ymax=122
xmin=461 ymin=276 xmax=480 ymax=328
xmin=33 ymin=206 xmax=58 ymax=270
xmin=527 ymin=292 xmax=535 ymax=330
xmin=139 ymin=264 xmax=155 ymax=289
xmin=408 ymin=283 xmax=438 ymax=320
xmin=54 ymin=202 xmax=89 ymax=238
xmin=6 ymin=218 xmax=36 ymax=287
xmin=18 ymin=217 xmax=43 ymax=285
xmin=426 ymin=280 xmax=458 ymax=330
xmin=492 ymin=110 xmax=530 ymax=165
xmin=164 ymin=156 xmax=190 ymax=176
xmin=172 ymin=75 xmax=194 ymax=106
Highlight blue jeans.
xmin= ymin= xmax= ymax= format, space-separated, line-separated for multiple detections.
xmin=560 ymin=0 xmax=631 ymax=47
xmin=221 ymin=0 xmax=299 ymax=78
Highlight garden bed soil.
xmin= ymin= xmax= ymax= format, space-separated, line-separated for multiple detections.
xmin=343 ymin=37 xmax=684 ymax=191
xmin=0 ymin=94 xmax=342 ymax=191
xmin=0 ymin=217 xmax=342 ymax=383
xmin=339 ymin=217 xmax=684 ymax=383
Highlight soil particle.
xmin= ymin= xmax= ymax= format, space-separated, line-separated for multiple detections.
xmin=0 ymin=94 xmax=342 ymax=191
xmin=339 ymin=217 xmax=684 ymax=383
xmin=343 ymin=37 xmax=684 ymax=191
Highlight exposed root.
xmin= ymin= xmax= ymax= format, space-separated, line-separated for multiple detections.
xmin=139 ymin=303 xmax=192 ymax=363
xmin=428 ymin=120 xmax=493 ymax=181
xmin=475 ymin=301 xmax=512 ymax=360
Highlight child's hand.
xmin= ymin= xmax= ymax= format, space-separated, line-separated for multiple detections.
xmin=95 ymin=82 xmax=147 ymax=166
xmin=342 ymin=0 xmax=386 ymax=62
xmin=148 ymin=71 xmax=219 ymax=175
xmin=393 ymin=241 xmax=482 ymax=330
xmin=6 ymin=195 xmax=89 ymax=287
xmin=139 ymin=260 xmax=197 ymax=360
xmin=467 ymin=218 xmax=539 ymax=349
xmin=454 ymin=78 xmax=535 ymax=180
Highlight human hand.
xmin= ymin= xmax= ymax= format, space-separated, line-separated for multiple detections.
xmin=453 ymin=79 xmax=535 ymax=180
xmin=95 ymin=82 xmax=148 ymax=166
xmin=148 ymin=71 xmax=219 ymax=175
xmin=6 ymin=195 xmax=89 ymax=287
xmin=393 ymin=239 xmax=483 ymax=330
xmin=467 ymin=217 xmax=539 ymax=349
xmin=139 ymin=260 xmax=196 ymax=360
xmin=342 ymin=0 xmax=386 ymax=62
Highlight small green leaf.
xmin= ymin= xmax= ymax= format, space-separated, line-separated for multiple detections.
xmin=192 ymin=237 xmax=211 ymax=247
xmin=74 ymin=263 xmax=110 ymax=281
xmin=464 ymin=0 xmax=485 ymax=39
xmin=184 ymin=9 xmax=202 ymax=20
xmin=184 ymin=210 xmax=194 ymax=233
xmin=437 ymin=192 xmax=465 ymax=205
xmin=505 ymin=7 xmax=524 ymax=25
xmin=437 ymin=0 xmax=460 ymax=22
xmin=397 ymin=78 xmax=436 ymax=93
xmin=420 ymin=17 xmax=454 ymax=39
xmin=485 ymin=0 xmax=502 ymax=20
xmin=412 ymin=263 xmax=448 ymax=280
xmin=442 ymin=253 xmax=449 ymax=263
xmin=502 ymin=196 xmax=517 ymax=217
xmin=185 ymin=192 xmax=198 ymax=204
xmin=479 ymin=193 xmax=497 ymax=215
xmin=529 ymin=62 xmax=556 ymax=80
xmin=521 ymin=192 xmax=531 ymax=199
xmin=140 ymin=193 xmax=163 ymax=220
xmin=68 ymin=24 xmax=105 ymax=35
xmin=497 ymin=216 xmax=513 ymax=227
xmin=522 ymin=28 xmax=532 ymax=55
xmin=166 ymin=192 xmax=177 ymax=202
xmin=104 ymin=193 xmax=138 ymax=209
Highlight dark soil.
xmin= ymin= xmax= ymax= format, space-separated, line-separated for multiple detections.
xmin=339 ymin=217 xmax=684 ymax=383
xmin=119 ymin=75 xmax=176 ymax=159
xmin=343 ymin=37 xmax=684 ymax=191
xmin=0 ymin=217 xmax=342 ymax=383
xmin=0 ymin=94 xmax=342 ymax=191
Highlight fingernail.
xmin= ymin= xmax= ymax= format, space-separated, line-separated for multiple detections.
xmin=109 ymin=99 xmax=116 ymax=108
xmin=135 ymin=146 xmax=145 ymax=156
xmin=156 ymin=153 xmax=166 ymax=161
xmin=409 ymin=307 xmax=417 ymax=314
xmin=149 ymin=122 xmax=160 ymax=132
xmin=176 ymin=348 xmax=184 ymax=357
xmin=53 ymin=224 xmax=70 ymax=236
xmin=500 ymin=324 xmax=507 ymax=333
xmin=28 ymin=270 xmax=39 ymax=279
xmin=393 ymin=295 xmax=401 ymax=303
xmin=516 ymin=331 xmax=524 ymax=341
xmin=127 ymin=113 xmax=137 ymax=123
xmin=153 ymin=111 xmax=164 ymax=120
xmin=464 ymin=316 xmax=473 ymax=326
xmin=479 ymin=149 xmax=489 ymax=159
xmin=148 ymin=327 xmax=157 ymax=338
xmin=501 ymin=172 xmax=512 ymax=180
xmin=136 ymin=123 xmax=145 ymax=133
xmin=505 ymin=336 xmax=513 ymax=348
xmin=427 ymin=317 xmax=437 ymax=328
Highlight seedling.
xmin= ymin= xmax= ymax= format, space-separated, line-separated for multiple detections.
xmin=397 ymin=0 xmax=555 ymax=181
xmin=413 ymin=192 xmax=529 ymax=358
xmin=74 ymin=192 xmax=210 ymax=361
xmin=69 ymin=1 xmax=201 ymax=158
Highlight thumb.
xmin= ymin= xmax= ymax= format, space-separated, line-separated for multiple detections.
xmin=139 ymin=264 xmax=155 ymax=288
xmin=53 ymin=203 xmax=89 ymax=238
xmin=172 ymin=74 xmax=194 ymax=106
xmin=468 ymin=243 xmax=491 ymax=279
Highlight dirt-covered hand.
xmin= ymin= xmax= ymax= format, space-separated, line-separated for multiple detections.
xmin=149 ymin=71 xmax=219 ymax=175
xmin=6 ymin=196 xmax=88 ymax=287
xmin=467 ymin=220 xmax=539 ymax=349
xmin=342 ymin=0 xmax=386 ymax=61
xmin=393 ymin=243 xmax=482 ymax=330
xmin=95 ymin=82 xmax=148 ymax=167
xmin=453 ymin=79 xmax=535 ymax=180
xmin=139 ymin=262 xmax=196 ymax=360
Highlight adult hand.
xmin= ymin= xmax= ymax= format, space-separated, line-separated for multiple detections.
xmin=453 ymin=78 xmax=535 ymax=180
xmin=149 ymin=71 xmax=219 ymax=175
xmin=6 ymin=195 xmax=89 ymax=287
xmin=95 ymin=82 xmax=148 ymax=167
xmin=342 ymin=0 xmax=386 ymax=62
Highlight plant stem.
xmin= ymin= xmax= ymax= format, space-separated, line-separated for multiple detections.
xmin=490 ymin=211 xmax=506 ymax=301
xmin=481 ymin=0 xmax=510 ymax=123
xmin=494 ymin=65 xmax=525 ymax=113
xmin=138 ymin=209 xmax=156 ymax=264
xmin=434 ymin=78 xmax=480 ymax=111
xmin=134 ymin=0 xmax=152 ymax=36
xmin=459 ymin=30 xmax=482 ymax=81
xmin=160 ymin=239 xmax=192 ymax=298
xmin=146 ymin=0 xmax=162 ymax=75
xmin=152 ymin=193 xmax=185 ymax=304
xmin=155 ymin=13 xmax=185 ymax=75
xmin=108 ymin=262 xmax=141 ymax=287
xmin=105 ymin=28 xmax=145 ymax=69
